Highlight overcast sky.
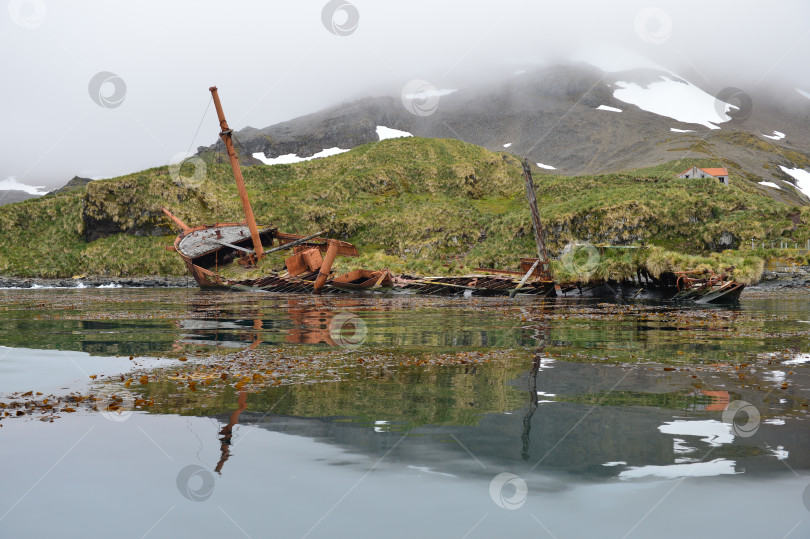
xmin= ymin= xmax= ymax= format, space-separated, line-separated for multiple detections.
xmin=1 ymin=0 xmax=809 ymax=189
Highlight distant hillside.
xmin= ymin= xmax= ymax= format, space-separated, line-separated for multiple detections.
xmin=0 ymin=137 xmax=806 ymax=281
xmin=0 ymin=191 xmax=39 ymax=206
xmin=200 ymin=64 xmax=810 ymax=207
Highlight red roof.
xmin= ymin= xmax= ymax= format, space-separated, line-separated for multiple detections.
xmin=700 ymin=167 xmax=728 ymax=177
xmin=678 ymin=167 xmax=728 ymax=177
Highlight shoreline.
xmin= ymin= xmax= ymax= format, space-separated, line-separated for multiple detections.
xmin=0 ymin=274 xmax=807 ymax=297
xmin=0 ymin=276 xmax=195 ymax=289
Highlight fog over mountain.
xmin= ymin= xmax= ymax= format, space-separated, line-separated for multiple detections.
xmin=1 ymin=0 xmax=809 ymax=188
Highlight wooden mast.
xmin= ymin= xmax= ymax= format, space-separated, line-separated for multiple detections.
xmin=209 ymin=86 xmax=265 ymax=260
xmin=522 ymin=158 xmax=550 ymax=279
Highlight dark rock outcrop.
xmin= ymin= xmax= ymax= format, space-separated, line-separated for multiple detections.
xmin=80 ymin=177 xmax=174 ymax=242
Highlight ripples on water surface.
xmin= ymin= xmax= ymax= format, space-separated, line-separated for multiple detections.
xmin=0 ymin=288 xmax=808 ymax=538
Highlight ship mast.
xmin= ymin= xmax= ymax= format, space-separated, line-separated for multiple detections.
xmin=209 ymin=86 xmax=265 ymax=260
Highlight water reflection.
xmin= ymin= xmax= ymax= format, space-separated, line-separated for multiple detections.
xmin=0 ymin=289 xmax=808 ymax=482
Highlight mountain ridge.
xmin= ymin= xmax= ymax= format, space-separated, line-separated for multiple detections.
xmin=198 ymin=63 xmax=810 ymax=206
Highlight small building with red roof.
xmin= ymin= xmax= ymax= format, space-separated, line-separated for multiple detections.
xmin=678 ymin=166 xmax=729 ymax=185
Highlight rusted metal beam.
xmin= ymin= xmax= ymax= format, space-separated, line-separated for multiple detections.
xmin=274 ymin=232 xmax=359 ymax=257
xmin=161 ymin=207 xmax=190 ymax=232
xmin=264 ymin=231 xmax=326 ymax=255
xmin=209 ymin=86 xmax=265 ymax=260
xmin=474 ymin=267 xmax=525 ymax=276
xmin=313 ymin=240 xmax=339 ymax=293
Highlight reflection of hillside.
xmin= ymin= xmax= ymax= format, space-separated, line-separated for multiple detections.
xmin=0 ymin=318 xmax=177 ymax=356
xmin=176 ymin=294 xmax=540 ymax=350
xmin=208 ymin=360 xmax=810 ymax=478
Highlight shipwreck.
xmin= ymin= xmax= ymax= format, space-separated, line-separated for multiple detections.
xmin=163 ymin=86 xmax=742 ymax=303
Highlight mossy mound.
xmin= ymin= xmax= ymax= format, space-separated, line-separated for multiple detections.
xmin=0 ymin=137 xmax=807 ymax=280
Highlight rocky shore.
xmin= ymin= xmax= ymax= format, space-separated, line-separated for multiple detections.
xmin=0 ymin=276 xmax=195 ymax=289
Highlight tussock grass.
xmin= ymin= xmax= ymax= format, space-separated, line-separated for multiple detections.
xmin=0 ymin=137 xmax=805 ymax=282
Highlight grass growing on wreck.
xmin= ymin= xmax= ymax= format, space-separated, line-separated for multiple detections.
xmin=550 ymin=246 xmax=767 ymax=285
xmin=0 ymin=137 xmax=807 ymax=281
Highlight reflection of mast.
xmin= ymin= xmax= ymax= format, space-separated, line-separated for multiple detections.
xmin=214 ymin=321 xmax=260 ymax=474
xmin=521 ymin=318 xmax=549 ymax=461
xmin=250 ymin=318 xmax=263 ymax=350
xmin=215 ymin=390 xmax=248 ymax=474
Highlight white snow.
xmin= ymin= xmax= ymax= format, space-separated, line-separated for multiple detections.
xmin=673 ymin=438 xmax=695 ymax=455
xmin=762 ymin=131 xmax=785 ymax=141
xmin=531 ymin=357 xmax=555 ymax=373
xmin=536 ymin=391 xmax=556 ymax=397
xmin=783 ymin=353 xmax=810 ymax=365
xmin=503 ymin=143 xmax=512 ymax=148
xmin=602 ymin=461 xmax=627 ymax=467
xmin=759 ymin=181 xmax=781 ymax=189
xmin=407 ymin=465 xmax=457 ymax=478
xmin=596 ymin=105 xmax=622 ymax=112
xmin=376 ymin=125 xmax=413 ymax=141
xmin=779 ymin=165 xmax=810 ymax=197
xmin=670 ymin=128 xmax=694 ymax=133
xmin=796 ymin=88 xmax=810 ymax=100
xmin=613 ymin=75 xmax=734 ymax=129
xmin=764 ymin=419 xmax=785 ymax=426
xmin=402 ymin=88 xmax=457 ymax=99
xmin=252 ymin=147 xmax=349 ymax=166
xmin=657 ymin=420 xmax=733 ymax=446
xmin=0 ymin=177 xmax=49 ymax=195
xmin=536 ymin=162 xmax=556 ymax=170
xmin=764 ymin=370 xmax=786 ymax=383
xmin=619 ymin=459 xmax=738 ymax=480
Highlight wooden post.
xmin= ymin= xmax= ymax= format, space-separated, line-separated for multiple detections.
xmin=209 ymin=86 xmax=264 ymax=260
xmin=510 ymin=258 xmax=541 ymax=297
xmin=313 ymin=240 xmax=339 ymax=293
xmin=522 ymin=158 xmax=550 ymax=279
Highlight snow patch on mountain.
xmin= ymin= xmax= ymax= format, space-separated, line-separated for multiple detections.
xmin=252 ymin=147 xmax=349 ymax=165
xmin=0 ymin=177 xmax=49 ymax=195
xmin=613 ymin=76 xmax=733 ymax=129
xmin=670 ymin=128 xmax=694 ymax=133
xmin=537 ymin=163 xmax=556 ymax=170
xmin=402 ymin=88 xmax=457 ymax=99
xmin=596 ymin=105 xmax=622 ymax=112
xmin=762 ymin=131 xmax=785 ymax=141
xmin=779 ymin=166 xmax=810 ymax=197
xmin=376 ymin=126 xmax=412 ymax=141
xmin=503 ymin=142 xmax=512 ymax=148
xmin=759 ymin=181 xmax=781 ymax=189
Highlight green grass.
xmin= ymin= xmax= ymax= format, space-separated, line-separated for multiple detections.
xmin=0 ymin=137 xmax=807 ymax=281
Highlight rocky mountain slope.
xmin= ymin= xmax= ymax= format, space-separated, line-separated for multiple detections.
xmin=200 ymin=64 xmax=810 ymax=206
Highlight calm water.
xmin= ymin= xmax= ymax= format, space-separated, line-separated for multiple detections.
xmin=0 ymin=288 xmax=808 ymax=538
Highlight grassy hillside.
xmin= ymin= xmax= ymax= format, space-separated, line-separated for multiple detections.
xmin=0 ymin=137 xmax=807 ymax=282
